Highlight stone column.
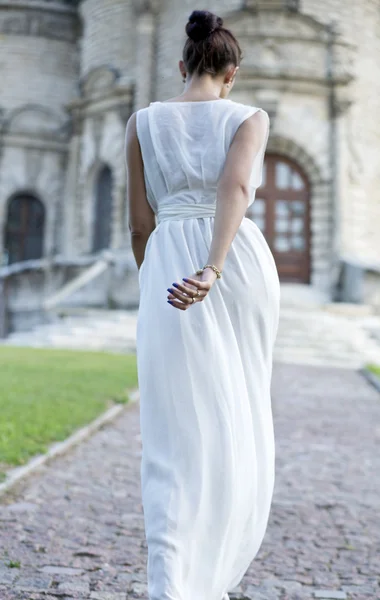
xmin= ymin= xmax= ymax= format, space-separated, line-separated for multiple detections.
xmin=134 ymin=9 xmax=156 ymax=110
xmin=111 ymin=182 xmax=127 ymax=250
xmin=62 ymin=131 xmax=83 ymax=257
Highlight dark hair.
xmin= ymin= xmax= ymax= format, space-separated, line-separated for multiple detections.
xmin=183 ymin=10 xmax=242 ymax=77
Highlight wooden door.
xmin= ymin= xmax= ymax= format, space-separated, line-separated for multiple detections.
xmin=247 ymin=154 xmax=311 ymax=283
xmin=5 ymin=194 xmax=45 ymax=265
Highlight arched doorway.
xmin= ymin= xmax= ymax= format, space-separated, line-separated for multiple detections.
xmin=92 ymin=165 xmax=113 ymax=253
xmin=4 ymin=193 xmax=45 ymax=265
xmin=247 ymin=154 xmax=311 ymax=282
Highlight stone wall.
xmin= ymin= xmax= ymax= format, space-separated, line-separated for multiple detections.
xmin=61 ymin=0 xmax=136 ymax=257
xmin=152 ymin=0 xmax=380 ymax=292
xmin=301 ymin=0 xmax=380 ymax=284
xmin=79 ymin=0 xmax=135 ymax=84
xmin=152 ymin=3 xmax=340 ymax=291
xmin=0 ymin=2 xmax=79 ymax=110
xmin=0 ymin=0 xmax=80 ymax=259
xmin=1 ymin=0 xmax=379 ymax=316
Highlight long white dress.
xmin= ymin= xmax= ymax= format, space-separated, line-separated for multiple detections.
xmin=135 ymin=98 xmax=280 ymax=600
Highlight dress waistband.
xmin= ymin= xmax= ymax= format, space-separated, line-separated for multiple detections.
xmin=156 ymin=203 xmax=216 ymax=223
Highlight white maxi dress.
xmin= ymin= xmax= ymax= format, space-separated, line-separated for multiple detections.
xmin=135 ymin=99 xmax=280 ymax=600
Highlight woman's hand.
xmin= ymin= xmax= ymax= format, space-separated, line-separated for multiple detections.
xmin=167 ymin=268 xmax=218 ymax=310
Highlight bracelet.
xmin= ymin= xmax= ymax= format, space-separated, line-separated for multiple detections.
xmin=196 ymin=264 xmax=222 ymax=279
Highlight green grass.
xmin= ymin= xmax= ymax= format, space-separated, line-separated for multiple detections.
xmin=0 ymin=347 xmax=137 ymax=468
xmin=6 ymin=560 xmax=21 ymax=568
xmin=367 ymin=364 xmax=380 ymax=378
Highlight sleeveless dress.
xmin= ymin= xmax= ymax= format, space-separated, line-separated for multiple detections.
xmin=135 ymin=98 xmax=280 ymax=600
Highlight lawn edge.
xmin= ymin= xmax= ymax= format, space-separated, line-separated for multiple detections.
xmin=0 ymin=387 xmax=140 ymax=499
xmin=359 ymin=367 xmax=380 ymax=394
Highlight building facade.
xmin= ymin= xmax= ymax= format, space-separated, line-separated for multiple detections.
xmin=0 ymin=0 xmax=380 ymax=329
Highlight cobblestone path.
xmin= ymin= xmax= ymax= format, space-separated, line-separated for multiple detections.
xmin=1 ymin=364 xmax=379 ymax=600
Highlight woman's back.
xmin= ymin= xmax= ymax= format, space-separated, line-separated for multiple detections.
xmin=126 ymin=9 xmax=280 ymax=600
xmin=136 ymin=99 xmax=269 ymax=217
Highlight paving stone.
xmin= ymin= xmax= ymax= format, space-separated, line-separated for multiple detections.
xmin=0 ymin=567 xmax=19 ymax=585
xmin=58 ymin=580 xmax=91 ymax=595
xmin=341 ymin=584 xmax=379 ymax=594
xmin=29 ymin=595 xmax=59 ymax=600
xmin=1 ymin=365 xmax=380 ymax=599
xmin=6 ymin=502 xmax=38 ymax=513
xmin=40 ymin=566 xmax=85 ymax=576
xmin=129 ymin=581 xmax=148 ymax=594
xmin=281 ymin=594 xmax=312 ymax=600
xmin=89 ymin=593 xmax=126 ymax=600
xmin=243 ymin=588 xmax=279 ymax=600
xmin=313 ymin=591 xmax=347 ymax=599
xmin=14 ymin=574 xmax=53 ymax=591
xmin=279 ymin=580 xmax=304 ymax=592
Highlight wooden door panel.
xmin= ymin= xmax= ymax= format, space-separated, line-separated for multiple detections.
xmin=5 ymin=195 xmax=45 ymax=264
xmin=247 ymin=154 xmax=311 ymax=283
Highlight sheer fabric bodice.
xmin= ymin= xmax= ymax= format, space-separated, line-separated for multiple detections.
xmin=136 ymin=99 xmax=269 ymax=223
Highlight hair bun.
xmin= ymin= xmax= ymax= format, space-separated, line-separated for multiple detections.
xmin=186 ymin=10 xmax=223 ymax=42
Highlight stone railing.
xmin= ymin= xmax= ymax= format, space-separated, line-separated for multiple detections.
xmin=43 ymin=251 xmax=114 ymax=311
xmin=0 ymin=250 xmax=139 ymax=338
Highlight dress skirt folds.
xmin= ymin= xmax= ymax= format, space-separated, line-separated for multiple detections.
xmin=135 ymin=99 xmax=280 ymax=600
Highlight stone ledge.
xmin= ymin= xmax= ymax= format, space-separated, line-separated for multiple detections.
xmin=360 ymin=367 xmax=380 ymax=395
xmin=0 ymin=388 xmax=139 ymax=498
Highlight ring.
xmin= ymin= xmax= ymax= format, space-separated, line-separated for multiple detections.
xmin=192 ymin=297 xmax=195 ymax=303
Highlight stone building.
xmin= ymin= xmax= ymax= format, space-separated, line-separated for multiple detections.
xmin=0 ymin=0 xmax=379 ymax=332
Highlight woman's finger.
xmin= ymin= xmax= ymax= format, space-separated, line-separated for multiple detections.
xmin=182 ymin=277 xmax=210 ymax=291
xmin=168 ymin=298 xmax=189 ymax=310
xmin=167 ymin=287 xmax=194 ymax=304
xmin=171 ymin=282 xmax=207 ymax=298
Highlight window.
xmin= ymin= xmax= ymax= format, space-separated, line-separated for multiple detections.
xmin=4 ymin=194 xmax=45 ymax=265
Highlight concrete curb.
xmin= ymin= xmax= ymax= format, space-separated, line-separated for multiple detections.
xmin=0 ymin=387 xmax=140 ymax=498
xmin=359 ymin=368 xmax=380 ymax=394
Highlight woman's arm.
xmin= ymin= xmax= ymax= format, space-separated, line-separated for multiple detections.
xmin=167 ymin=110 xmax=269 ymax=310
xmin=125 ymin=112 xmax=156 ymax=269
xmin=206 ymin=109 xmax=269 ymax=273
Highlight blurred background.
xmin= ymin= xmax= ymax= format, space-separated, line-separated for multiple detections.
xmin=0 ymin=0 xmax=379 ymax=355
xmin=1 ymin=5 xmax=380 ymax=597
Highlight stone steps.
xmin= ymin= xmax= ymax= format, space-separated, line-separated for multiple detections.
xmin=275 ymin=304 xmax=380 ymax=368
xmin=2 ymin=303 xmax=380 ymax=369
xmin=2 ymin=310 xmax=138 ymax=354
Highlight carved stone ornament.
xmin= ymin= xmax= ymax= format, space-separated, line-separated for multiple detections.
xmin=0 ymin=8 xmax=78 ymax=42
xmin=225 ymin=8 xmax=355 ymax=87
xmin=80 ymin=66 xmax=120 ymax=99
xmin=7 ymin=105 xmax=68 ymax=141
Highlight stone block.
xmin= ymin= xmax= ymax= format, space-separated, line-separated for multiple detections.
xmin=39 ymin=566 xmax=84 ymax=576
xmin=313 ymin=591 xmax=347 ymax=599
xmin=14 ymin=574 xmax=53 ymax=591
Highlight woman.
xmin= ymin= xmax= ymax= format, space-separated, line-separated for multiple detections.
xmin=125 ymin=9 xmax=280 ymax=600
